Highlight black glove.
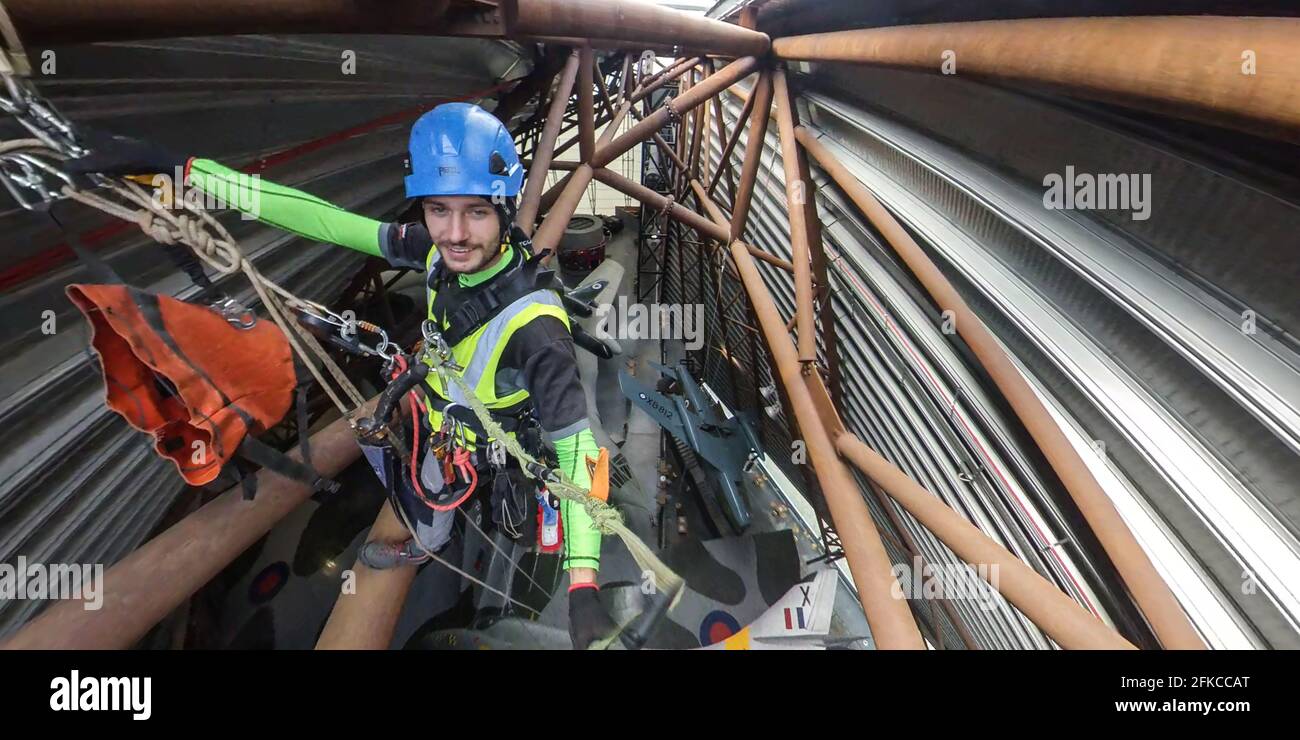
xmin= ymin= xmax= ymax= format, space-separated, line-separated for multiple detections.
xmin=62 ymin=128 xmax=188 ymax=179
xmin=568 ymin=585 xmax=621 ymax=650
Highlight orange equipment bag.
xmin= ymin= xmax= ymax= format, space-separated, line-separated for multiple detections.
xmin=67 ymin=284 xmax=336 ymax=498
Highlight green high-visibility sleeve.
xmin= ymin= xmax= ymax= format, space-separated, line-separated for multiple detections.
xmin=553 ymin=426 xmax=602 ymax=571
xmin=187 ymin=158 xmax=384 ymax=258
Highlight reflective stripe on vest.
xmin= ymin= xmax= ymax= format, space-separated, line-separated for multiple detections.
xmin=421 ymin=245 xmax=568 ymax=437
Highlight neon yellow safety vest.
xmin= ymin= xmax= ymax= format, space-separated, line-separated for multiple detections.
xmin=420 ymin=245 xmax=569 ymax=445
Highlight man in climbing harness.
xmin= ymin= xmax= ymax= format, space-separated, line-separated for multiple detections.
xmin=67 ymin=102 xmax=620 ymax=649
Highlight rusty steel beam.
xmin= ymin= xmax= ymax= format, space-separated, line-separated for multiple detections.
xmin=1 ymin=401 xmax=376 ymax=649
xmin=594 ymin=167 xmax=793 ymax=274
xmin=685 ymin=178 xmax=793 ymax=273
xmin=4 ymin=0 xmax=452 ymax=43
xmin=617 ymin=52 xmax=633 ymax=108
xmin=316 ymin=500 xmax=416 ymax=649
xmin=772 ymin=67 xmax=816 ymax=366
xmin=699 ymin=66 xmax=713 ymax=187
xmin=522 ymin=159 xmax=581 ymax=171
xmin=577 ymin=46 xmax=597 ymax=163
xmin=741 ymin=237 xmax=795 ymax=274
xmin=796 ymin=137 xmax=841 ymax=402
xmin=689 ymin=178 xmax=729 ymax=230
xmin=687 ymin=65 xmax=708 ymax=187
xmin=595 ymin=168 xmax=727 ymax=243
xmin=537 ymin=169 xmax=573 ymax=216
xmin=854 ymin=453 xmax=980 ymax=649
xmin=728 ymin=240 xmax=925 ymax=649
xmin=710 ymin=89 xmax=736 ymax=201
xmin=729 ymin=69 xmax=773 ymax=243
xmin=504 ymin=0 xmax=770 ymax=59
xmin=835 ymin=436 xmax=1135 ymax=650
xmin=598 ymin=101 xmax=634 ymax=148
xmin=773 ymin=16 xmax=1300 ymax=141
xmin=594 ymin=54 xmax=616 ymax=122
xmin=653 ymin=132 xmax=688 ymax=172
xmin=674 ymin=69 xmax=694 ymax=199
xmin=551 ymin=108 xmax=614 ymax=158
xmin=518 ymin=49 xmax=582 ymax=235
xmin=707 ymin=79 xmax=757 ymax=198
xmin=794 ymin=126 xmax=1205 ymax=649
xmin=533 ymin=56 xmax=760 ymax=253
xmin=726 ymin=68 xmax=839 ymax=400
xmin=533 ymin=164 xmax=597 ymax=253
xmin=632 ymin=58 xmax=682 ymax=96
xmin=630 ymin=56 xmax=703 ymax=103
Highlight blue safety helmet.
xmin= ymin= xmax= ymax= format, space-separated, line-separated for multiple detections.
xmin=404 ymin=102 xmax=524 ymax=202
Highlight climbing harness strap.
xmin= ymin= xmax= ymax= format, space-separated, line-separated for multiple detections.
xmin=424 ymin=335 xmax=684 ymax=602
xmin=427 ymin=242 xmax=557 ymax=348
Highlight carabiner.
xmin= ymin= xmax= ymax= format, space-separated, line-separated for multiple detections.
xmin=210 ymin=295 xmax=257 ymax=330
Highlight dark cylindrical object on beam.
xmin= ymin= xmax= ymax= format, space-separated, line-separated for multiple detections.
xmin=316 ymin=500 xmax=417 ymax=649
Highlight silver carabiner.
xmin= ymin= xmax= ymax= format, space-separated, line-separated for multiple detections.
xmin=209 ymin=295 xmax=257 ymax=330
xmin=374 ymin=339 xmax=401 ymax=362
xmin=360 ymin=329 xmax=395 ymax=360
xmin=0 ymin=151 xmax=75 ymax=210
xmin=488 ymin=439 xmax=507 ymax=469
xmin=0 ymin=72 xmax=84 ymax=157
xmin=421 ymin=320 xmax=461 ymax=371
